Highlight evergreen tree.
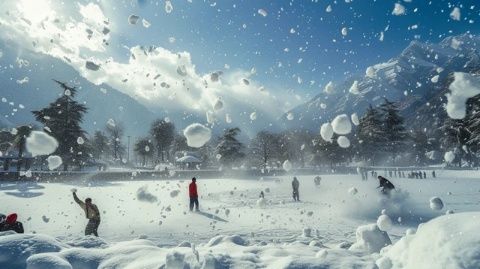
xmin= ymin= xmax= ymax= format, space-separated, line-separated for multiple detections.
xmin=134 ymin=137 xmax=154 ymax=166
xmin=90 ymin=131 xmax=109 ymax=160
xmin=440 ymin=117 xmax=471 ymax=167
xmin=215 ymin=127 xmax=245 ymax=167
xmin=356 ymin=105 xmax=386 ymax=165
xmin=249 ymin=131 xmax=280 ymax=168
xmin=12 ymin=125 xmax=32 ymax=172
xmin=32 ymin=80 xmax=89 ymax=171
xmin=150 ymin=119 xmax=175 ymax=162
xmin=379 ymin=99 xmax=408 ymax=161
xmin=105 ymin=121 xmax=125 ymax=162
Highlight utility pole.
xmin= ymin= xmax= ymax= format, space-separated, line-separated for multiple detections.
xmin=127 ymin=135 xmax=131 ymax=163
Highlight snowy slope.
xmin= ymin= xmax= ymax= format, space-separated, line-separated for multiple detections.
xmin=283 ymin=34 xmax=480 ymax=130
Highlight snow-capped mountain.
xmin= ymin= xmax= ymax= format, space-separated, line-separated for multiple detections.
xmin=282 ymin=33 xmax=480 ymax=131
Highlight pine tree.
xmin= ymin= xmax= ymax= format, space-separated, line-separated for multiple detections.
xmin=150 ymin=119 xmax=175 ymax=162
xmin=12 ymin=125 xmax=33 ymax=172
xmin=90 ymin=131 xmax=109 ymax=160
xmin=249 ymin=131 xmax=280 ymax=169
xmin=32 ymin=80 xmax=89 ymax=171
xmin=105 ymin=121 xmax=125 ymax=162
xmin=379 ymin=99 xmax=408 ymax=163
xmin=134 ymin=137 xmax=154 ymax=166
xmin=215 ymin=127 xmax=245 ymax=167
xmin=356 ymin=105 xmax=386 ymax=165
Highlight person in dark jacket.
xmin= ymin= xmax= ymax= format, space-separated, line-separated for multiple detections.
xmin=292 ymin=177 xmax=300 ymax=201
xmin=72 ymin=190 xmax=101 ymax=236
xmin=0 ymin=213 xmax=24 ymax=233
xmin=189 ymin=177 xmax=199 ymax=211
xmin=377 ymin=176 xmax=395 ymax=195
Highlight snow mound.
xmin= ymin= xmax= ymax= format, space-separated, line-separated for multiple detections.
xmin=206 ymin=235 xmax=247 ymax=247
xmin=183 ymin=123 xmax=212 ymax=148
xmin=331 ymin=114 xmax=352 ymax=135
xmin=381 ymin=212 xmax=480 ymax=269
xmin=349 ymin=224 xmax=391 ymax=254
xmin=26 ymin=131 xmax=59 ymax=157
xmin=26 ymin=253 xmax=71 ymax=269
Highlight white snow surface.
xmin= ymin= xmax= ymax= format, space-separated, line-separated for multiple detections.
xmin=26 ymin=131 xmax=59 ymax=157
xmin=0 ymin=171 xmax=479 ymax=268
xmin=183 ymin=123 xmax=212 ymax=148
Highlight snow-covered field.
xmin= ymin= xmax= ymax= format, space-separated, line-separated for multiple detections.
xmin=1 ymin=169 xmax=480 ymax=268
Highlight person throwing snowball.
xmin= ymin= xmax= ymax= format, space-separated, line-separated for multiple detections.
xmin=72 ymin=189 xmax=101 ymax=236
xmin=189 ymin=177 xmax=199 ymax=212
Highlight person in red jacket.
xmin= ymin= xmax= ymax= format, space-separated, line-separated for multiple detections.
xmin=0 ymin=213 xmax=24 ymax=233
xmin=189 ymin=177 xmax=199 ymax=212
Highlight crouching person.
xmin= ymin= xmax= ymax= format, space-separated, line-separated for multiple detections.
xmin=72 ymin=189 xmax=101 ymax=236
xmin=0 ymin=213 xmax=24 ymax=233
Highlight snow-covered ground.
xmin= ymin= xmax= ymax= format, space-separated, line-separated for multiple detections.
xmin=1 ymin=169 xmax=479 ymax=268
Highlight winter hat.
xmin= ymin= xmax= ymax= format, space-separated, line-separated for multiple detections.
xmin=6 ymin=213 xmax=17 ymax=224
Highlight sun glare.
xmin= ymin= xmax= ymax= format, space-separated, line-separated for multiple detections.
xmin=17 ymin=0 xmax=54 ymax=24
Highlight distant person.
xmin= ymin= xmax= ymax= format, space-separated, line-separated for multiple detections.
xmin=314 ymin=176 xmax=321 ymax=187
xmin=189 ymin=177 xmax=199 ymax=212
xmin=419 ymin=171 xmax=423 ymax=179
xmin=0 ymin=213 xmax=24 ymax=233
xmin=72 ymin=190 xmax=101 ymax=236
xmin=259 ymin=191 xmax=265 ymax=199
xmin=377 ymin=176 xmax=395 ymax=195
xmin=292 ymin=177 xmax=300 ymax=201
xmin=432 ymin=170 xmax=436 ymax=178
xmin=423 ymin=171 xmax=427 ymax=179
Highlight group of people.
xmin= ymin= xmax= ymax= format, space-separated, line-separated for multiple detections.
xmin=367 ymin=169 xmax=436 ymax=179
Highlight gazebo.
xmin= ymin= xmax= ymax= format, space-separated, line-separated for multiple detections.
xmin=176 ymin=155 xmax=202 ymax=169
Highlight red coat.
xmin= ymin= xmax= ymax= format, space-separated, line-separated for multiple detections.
xmin=189 ymin=182 xmax=198 ymax=197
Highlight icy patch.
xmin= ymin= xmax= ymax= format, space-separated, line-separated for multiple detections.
xmin=26 ymin=131 xmax=59 ymax=157
xmin=183 ymin=123 xmax=211 ymax=148
xmin=446 ymin=72 xmax=480 ymax=119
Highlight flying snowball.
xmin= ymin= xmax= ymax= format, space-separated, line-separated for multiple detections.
xmin=47 ymin=155 xmax=62 ymax=170
xmin=392 ymin=3 xmax=406 ymax=16
xmin=349 ymin=80 xmax=360 ymax=94
xmin=213 ymin=98 xmax=223 ymax=111
xmin=77 ymin=137 xmax=85 ymax=145
xmin=376 ymin=214 xmax=393 ymax=231
xmin=348 ymin=187 xmax=358 ymax=195
xmin=341 ymin=27 xmax=348 ymax=36
xmin=286 ymin=112 xmax=294 ymax=121
xmin=128 ymin=14 xmax=140 ymax=24
xmin=366 ymin=66 xmax=376 ymax=78
xmin=320 ymin=123 xmax=334 ymax=142
xmin=450 ymin=7 xmax=461 ymax=21
xmin=444 ymin=151 xmax=455 ymax=163
xmin=282 ymin=160 xmax=293 ymax=172
xmin=331 ymin=114 xmax=352 ymax=135
xmin=26 ymin=131 xmax=59 ymax=157
xmin=250 ymin=112 xmax=257 ymax=121
xmin=258 ymin=9 xmax=268 ymax=17
xmin=351 ymin=113 xmax=360 ymax=126
xmin=429 ymin=197 xmax=444 ymax=211
xmin=165 ymin=0 xmax=173 ymax=13
xmin=337 ymin=136 xmax=350 ymax=148
xmin=324 ymin=81 xmax=335 ymax=94
xmin=183 ymin=123 xmax=212 ymax=148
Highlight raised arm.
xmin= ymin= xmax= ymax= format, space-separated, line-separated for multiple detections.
xmin=73 ymin=192 xmax=84 ymax=206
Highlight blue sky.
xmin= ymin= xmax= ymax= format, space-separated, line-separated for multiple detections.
xmin=110 ymin=0 xmax=479 ymax=96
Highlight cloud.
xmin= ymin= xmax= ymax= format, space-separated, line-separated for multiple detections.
xmin=0 ymin=0 xmax=300 ymax=135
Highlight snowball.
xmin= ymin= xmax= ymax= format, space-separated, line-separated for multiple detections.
xmin=141 ymin=18 xmax=151 ymax=28
xmin=351 ymin=113 xmax=360 ymax=126
xmin=349 ymin=80 xmax=360 ymax=94
xmin=206 ymin=111 xmax=215 ymax=124
xmin=258 ymin=9 xmax=268 ymax=17
xmin=165 ymin=0 xmax=173 ymax=13
xmin=128 ymin=14 xmax=140 ymax=24
xmin=444 ymin=151 xmax=455 ymax=163
xmin=107 ymin=118 xmax=116 ymax=128
xmin=26 ymin=131 xmax=59 ymax=157
xmin=183 ymin=123 xmax=212 ymax=148
xmin=282 ymin=160 xmax=292 ymax=172
xmin=213 ymin=99 xmax=223 ymax=111
xmin=337 ymin=136 xmax=350 ymax=148
xmin=286 ymin=112 xmax=294 ymax=121
xmin=366 ymin=66 xmax=376 ymax=78
xmin=320 ymin=123 xmax=334 ymax=142
xmin=325 ymin=5 xmax=332 ymax=12
xmin=392 ymin=3 xmax=406 ymax=15
xmin=85 ymin=61 xmax=100 ymax=71
xmin=136 ymin=186 xmax=158 ymax=203
xmin=225 ymin=114 xmax=232 ymax=123
xmin=341 ymin=27 xmax=348 ymax=36
xmin=77 ymin=137 xmax=84 ymax=145
xmin=349 ymin=223 xmax=391 ymax=253
xmin=450 ymin=7 xmax=461 ymax=21
xmin=249 ymin=112 xmax=257 ymax=121
xmin=324 ymin=81 xmax=334 ymax=94
xmin=331 ymin=114 xmax=352 ymax=135
xmin=377 ymin=214 xmax=393 ymax=232
xmin=429 ymin=197 xmax=444 ymax=211
xmin=445 ymin=72 xmax=480 ymax=119
xmin=47 ymin=156 xmax=62 ymax=170
xmin=431 ymin=75 xmax=439 ymax=83
xmin=349 ymin=187 xmax=358 ymax=195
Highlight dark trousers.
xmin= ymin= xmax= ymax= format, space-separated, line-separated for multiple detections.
xmin=85 ymin=218 xmax=100 ymax=236
xmin=293 ymin=190 xmax=299 ymax=201
xmin=190 ymin=197 xmax=199 ymax=211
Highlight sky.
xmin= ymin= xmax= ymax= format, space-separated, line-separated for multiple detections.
xmin=0 ymin=0 xmax=478 ymax=133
